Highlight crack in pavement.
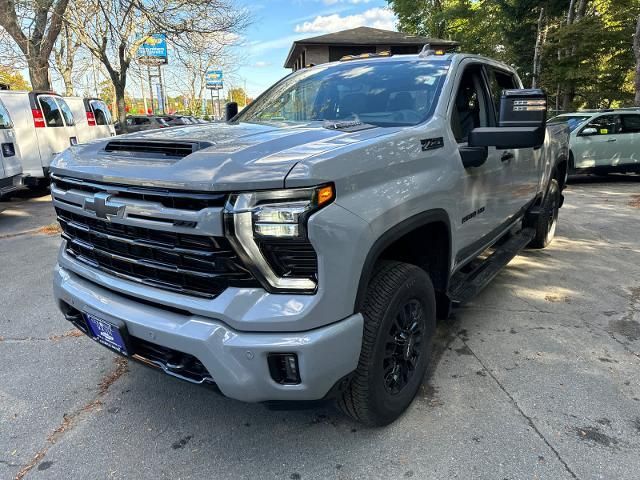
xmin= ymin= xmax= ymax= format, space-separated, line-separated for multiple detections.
xmin=457 ymin=334 xmax=579 ymax=480
xmin=0 ymin=228 xmax=44 ymax=240
xmin=13 ymin=357 xmax=128 ymax=480
xmin=0 ymin=330 xmax=84 ymax=344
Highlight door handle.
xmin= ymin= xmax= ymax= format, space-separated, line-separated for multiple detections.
xmin=501 ymin=151 xmax=514 ymax=162
xmin=606 ymin=138 xmax=617 ymax=142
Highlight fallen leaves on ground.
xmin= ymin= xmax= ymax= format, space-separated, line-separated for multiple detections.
xmin=38 ymin=223 xmax=62 ymax=235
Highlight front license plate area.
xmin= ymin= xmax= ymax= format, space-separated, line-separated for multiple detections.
xmin=84 ymin=313 xmax=129 ymax=356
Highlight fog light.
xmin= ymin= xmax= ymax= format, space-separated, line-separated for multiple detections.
xmin=268 ymin=353 xmax=301 ymax=385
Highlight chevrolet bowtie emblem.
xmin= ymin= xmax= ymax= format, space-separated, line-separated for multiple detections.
xmin=84 ymin=192 xmax=124 ymax=220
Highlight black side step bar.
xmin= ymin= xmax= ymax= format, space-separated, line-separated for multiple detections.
xmin=448 ymin=227 xmax=535 ymax=305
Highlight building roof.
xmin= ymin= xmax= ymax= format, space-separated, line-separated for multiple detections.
xmin=284 ymin=26 xmax=458 ymax=68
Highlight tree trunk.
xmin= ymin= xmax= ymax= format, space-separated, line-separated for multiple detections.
xmin=634 ymin=14 xmax=640 ymax=107
xmin=532 ymin=8 xmax=545 ymax=88
xmin=562 ymin=88 xmax=575 ymax=112
xmin=28 ymin=57 xmax=51 ymax=91
xmin=62 ymin=70 xmax=73 ymax=96
xmin=114 ymin=81 xmax=127 ymax=132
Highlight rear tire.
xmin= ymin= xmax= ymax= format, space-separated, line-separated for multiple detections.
xmin=337 ymin=261 xmax=436 ymax=426
xmin=529 ymin=179 xmax=560 ymax=249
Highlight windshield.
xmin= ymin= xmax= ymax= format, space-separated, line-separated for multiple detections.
xmin=238 ymin=59 xmax=450 ymax=127
xmin=548 ymin=115 xmax=591 ymax=132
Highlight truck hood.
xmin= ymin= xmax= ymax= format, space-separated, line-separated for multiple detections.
xmin=51 ymin=122 xmax=391 ymax=191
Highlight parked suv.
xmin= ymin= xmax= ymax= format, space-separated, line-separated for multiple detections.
xmin=51 ymin=51 xmax=569 ymax=425
xmin=548 ymin=108 xmax=640 ymax=175
xmin=114 ymin=115 xmax=169 ymax=134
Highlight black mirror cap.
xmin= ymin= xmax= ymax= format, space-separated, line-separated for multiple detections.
xmin=225 ymin=102 xmax=239 ymax=122
xmin=468 ymin=126 xmax=545 ymax=149
xmin=499 ymin=89 xmax=546 ymax=128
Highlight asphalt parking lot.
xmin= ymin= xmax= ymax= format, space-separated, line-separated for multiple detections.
xmin=1 ymin=176 xmax=639 ymax=480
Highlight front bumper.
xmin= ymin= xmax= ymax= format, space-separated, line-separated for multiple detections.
xmin=0 ymin=174 xmax=22 ymax=196
xmin=53 ymin=264 xmax=363 ymax=402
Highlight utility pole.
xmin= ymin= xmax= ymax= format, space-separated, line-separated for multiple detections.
xmin=147 ymin=65 xmax=154 ymax=114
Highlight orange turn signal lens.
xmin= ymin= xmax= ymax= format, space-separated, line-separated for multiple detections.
xmin=317 ymin=185 xmax=335 ymax=206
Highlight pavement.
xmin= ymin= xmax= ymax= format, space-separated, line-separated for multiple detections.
xmin=1 ymin=176 xmax=639 ymax=480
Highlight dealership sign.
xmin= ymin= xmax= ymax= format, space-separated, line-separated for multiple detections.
xmin=206 ymin=70 xmax=223 ymax=90
xmin=138 ymin=34 xmax=168 ymax=64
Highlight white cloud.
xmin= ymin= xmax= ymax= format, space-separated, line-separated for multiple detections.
xmin=253 ymin=61 xmax=272 ymax=68
xmin=294 ymin=7 xmax=396 ymax=34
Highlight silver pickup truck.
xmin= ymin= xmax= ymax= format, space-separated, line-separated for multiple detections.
xmin=51 ymin=50 xmax=569 ymax=426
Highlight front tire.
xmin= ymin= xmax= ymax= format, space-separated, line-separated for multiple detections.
xmin=529 ymin=178 xmax=560 ymax=249
xmin=337 ymin=261 xmax=436 ymax=426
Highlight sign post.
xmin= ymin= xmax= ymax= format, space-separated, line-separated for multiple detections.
xmin=206 ymin=69 xmax=223 ymax=119
xmin=138 ymin=34 xmax=169 ymax=115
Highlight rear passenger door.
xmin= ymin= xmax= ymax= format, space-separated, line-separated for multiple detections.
xmin=90 ymin=100 xmax=115 ymax=138
xmin=36 ymin=95 xmax=76 ymax=167
xmin=485 ymin=66 xmax=541 ymax=212
xmin=617 ymin=114 xmax=640 ymax=165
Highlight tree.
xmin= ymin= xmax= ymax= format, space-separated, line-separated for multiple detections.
xmin=634 ymin=14 xmax=640 ymax=106
xmin=228 ymin=87 xmax=248 ymax=106
xmin=388 ymin=0 xmax=640 ymax=110
xmin=0 ymin=65 xmax=30 ymax=89
xmin=66 ymin=0 xmax=248 ymax=131
xmin=53 ymin=24 xmax=82 ymax=96
xmin=0 ymin=0 xmax=70 ymax=90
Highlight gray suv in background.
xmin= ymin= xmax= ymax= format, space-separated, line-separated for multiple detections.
xmin=51 ymin=51 xmax=569 ymax=425
xmin=114 ymin=115 xmax=169 ymax=134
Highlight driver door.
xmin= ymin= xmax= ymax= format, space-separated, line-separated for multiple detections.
xmin=575 ymin=114 xmax=620 ymax=168
xmin=450 ymin=62 xmax=513 ymax=263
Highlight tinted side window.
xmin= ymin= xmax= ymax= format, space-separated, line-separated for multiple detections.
xmin=0 ymin=101 xmax=12 ymax=129
xmin=56 ymin=98 xmax=75 ymax=126
xmin=90 ymin=100 xmax=112 ymax=125
xmin=450 ymin=66 xmax=491 ymax=143
xmin=487 ymin=68 xmax=519 ymax=123
xmin=135 ymin=117 xmax=150 ymax=125
xmin=39 ymin=96 xmax=65 ymax=127
xmin=620 ymin=114 xmax=640 ymax=134
xmin=582 ymin=115 xmax=619 ymax=135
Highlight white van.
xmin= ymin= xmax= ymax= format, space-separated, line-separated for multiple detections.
xmin=64 ymin=97 xmax=115 ymax=143
xmin=0 ymin=97 xmax=23 ymax=198
xmin=0 ymin=91 xmax=77 ymax=187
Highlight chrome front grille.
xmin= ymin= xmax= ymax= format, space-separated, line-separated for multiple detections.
xmin=52 ymin=175 xmax=258 ymax=298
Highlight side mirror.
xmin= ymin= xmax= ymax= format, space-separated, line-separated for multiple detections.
xmin=580 ymin=127 xmax=597 ymax=136
xmin=225 ymin=102 xmax=238 ymax=122
xmin=467 ymin=89 xmax=547 ymax=151
xmin=499 ymin=89 xmax=546 ymax=128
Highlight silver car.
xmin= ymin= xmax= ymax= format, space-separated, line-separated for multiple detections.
xmin=548 ymin=109 xmax=640 ymax=174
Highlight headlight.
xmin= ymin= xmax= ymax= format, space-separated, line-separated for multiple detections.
xmin=224 ymin=184 xmax=335 ymax=292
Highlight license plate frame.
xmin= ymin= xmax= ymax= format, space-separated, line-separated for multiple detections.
xmin=83 ymin=313 xmax=131 ymax=356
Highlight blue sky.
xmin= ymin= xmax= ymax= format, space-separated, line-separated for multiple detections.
xmin=234 ymin=0 xmax=397 ymax=97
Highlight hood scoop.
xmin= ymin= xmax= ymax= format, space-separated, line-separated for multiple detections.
xmin=104 ymin=140 xmax=213 ymax=158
